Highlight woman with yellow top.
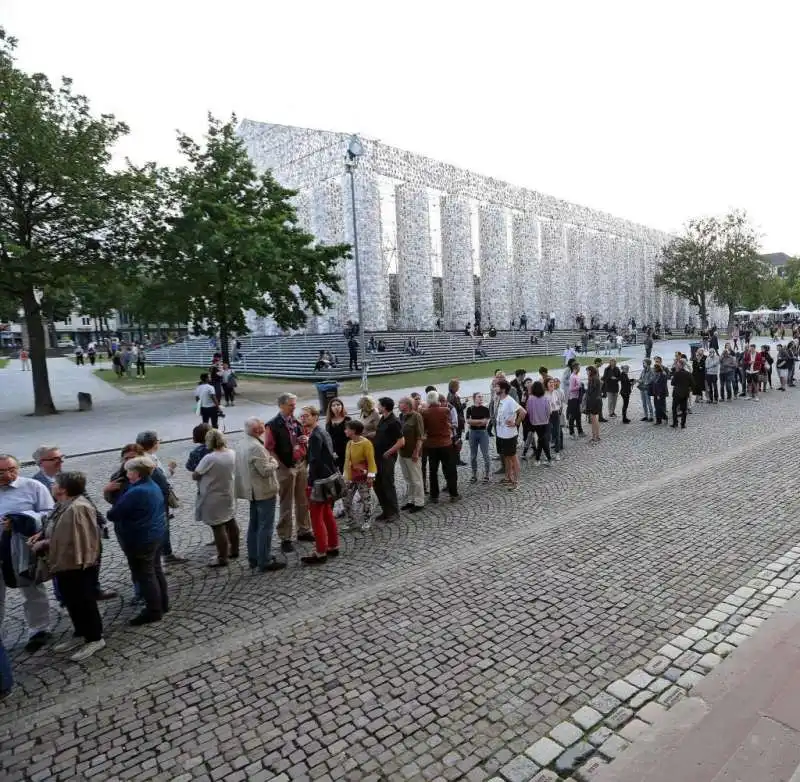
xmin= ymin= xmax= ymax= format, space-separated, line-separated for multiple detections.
xmin=341 ymin=419 xmax=377 ymax=531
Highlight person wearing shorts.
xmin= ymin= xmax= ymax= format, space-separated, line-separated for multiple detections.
xmin=494 ymin=379 xmax=524 ymax=490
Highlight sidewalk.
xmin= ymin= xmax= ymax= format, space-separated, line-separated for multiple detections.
xmin=594 ymin=595 xmax=800 ymax=782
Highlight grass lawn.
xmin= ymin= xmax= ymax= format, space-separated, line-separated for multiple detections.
xmin=0 ymin=358 xmax=8 ymax=369
xmin=94 ymin=354 xmax=630 ymax=401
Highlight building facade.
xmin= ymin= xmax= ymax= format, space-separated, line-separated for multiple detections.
xmin=237 ymin=120 xmax=726 ymax=333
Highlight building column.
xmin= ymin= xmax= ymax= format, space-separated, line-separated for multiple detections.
xmin=511 ymin=213 xmax=540 ymax=325
xmin=478 ymin=205 xmax=511 ymax=329
xmin=342 ymin=170 xmax=387 ymax=331
xmin=395 ymin=184 xmax=434 ymax=330
xmin=540 ymin=219 xmax=568 ymax=327
xmin=311 ymin=180 xmax=350 ymax=333
xmin=440 ymin=196 xmax=475 ymax=330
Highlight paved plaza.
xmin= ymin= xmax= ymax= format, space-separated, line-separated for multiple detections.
xmin=2 ymin=349 xmax=800 ymax=781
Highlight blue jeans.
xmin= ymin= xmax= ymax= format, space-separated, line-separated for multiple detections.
xmin=0 ymin=637 xmax=12 ymax=694
xmin=468 ymin=429 xmax=490 ymax=475
xmin=248 ymin=497 xmax=277 ymax=570
xmin=639 ymin=388 xmax=654 ymax=418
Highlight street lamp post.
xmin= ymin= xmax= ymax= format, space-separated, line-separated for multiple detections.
xmin=345 ymin=134 xmax=368 ymax=393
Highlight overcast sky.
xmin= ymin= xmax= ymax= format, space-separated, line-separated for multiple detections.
xmin=5 ymin=0 xmax=798 ymax=252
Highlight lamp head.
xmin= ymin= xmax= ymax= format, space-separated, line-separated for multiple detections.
xmin=347 ymin=135 xmax=364 ymax=159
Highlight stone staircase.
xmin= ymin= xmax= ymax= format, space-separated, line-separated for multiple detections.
xmin=145 ymin=329 xmax=610 ymax=379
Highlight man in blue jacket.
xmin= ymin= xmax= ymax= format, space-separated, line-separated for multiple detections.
xmin=107 ymin=456 xmax=169 ymax=626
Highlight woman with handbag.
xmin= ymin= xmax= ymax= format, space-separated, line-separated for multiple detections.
xmin=300 ymin=405 xmax=340 ymax=565
xmin=30 ymin=471 xmax=105 ymax=661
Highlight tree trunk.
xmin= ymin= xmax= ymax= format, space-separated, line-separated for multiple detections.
xmin=699 ymin=293 xmax=708 ymax=329
xmin=725 ymin=303 xmax=735 ymax=336
xmin=23 ymin=288 xmax=57 ymax=415
xmin=217 ymin=288 xmax=230 ymax=365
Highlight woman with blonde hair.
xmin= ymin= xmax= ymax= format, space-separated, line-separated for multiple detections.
xmin=357 ymin=396 xmax=381 ymax=442
xmin=193 ymin=429 xmax=238 ymax=567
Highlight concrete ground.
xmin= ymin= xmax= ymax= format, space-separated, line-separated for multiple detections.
xmin=1 ymin=338 xmax=799 ymax=781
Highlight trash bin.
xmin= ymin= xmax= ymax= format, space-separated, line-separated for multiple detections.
xmin=689 ymin=342 xmax=702 ymax=360
xmin=315 ymin=382 xmax=340 ymax=415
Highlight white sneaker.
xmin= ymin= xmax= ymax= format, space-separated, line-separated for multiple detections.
xmin=53 ymin=636 xmax=83 ymax=652
xmin=554 ymin=453 xmax=562 ymax=461
xmin=70 ymin=639 xmax=106 ymax=662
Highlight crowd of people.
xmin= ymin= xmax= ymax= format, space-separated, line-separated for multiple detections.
xmin=3 ymin=323 xmax=799 ymax=699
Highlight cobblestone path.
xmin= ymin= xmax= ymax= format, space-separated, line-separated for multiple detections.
xmin=2 ymin=390 xmax=799 ymax=781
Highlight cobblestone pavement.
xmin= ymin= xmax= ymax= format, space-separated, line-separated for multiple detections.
xmin=2 ymin=387 xmax=800 ymax=781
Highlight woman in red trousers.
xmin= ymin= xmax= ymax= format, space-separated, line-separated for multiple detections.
xmin=299 ymin=405 xmax=340 ymax=565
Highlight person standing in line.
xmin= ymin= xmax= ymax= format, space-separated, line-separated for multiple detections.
xmin=670 ymin=359 xmax=693 ymax=429
xmin=195 ymin=373 xmax=221 ymax=428
xmin=744 ymin=343 xmax=764 ymax=400
xmin=397 ymin=397 xmax=426 ymax=511
xmin=584 ymin=365 xmax=603 ymax=443
xmin=651 ymin=363 xmax=669 ymax=425
xmin=720 ymin=346 xmax=737 ymax=401
xmin=235 ymin=418 xmax=284 ymax=573
xmin=546 ymin=378 xmax=565 ymax=459
xmin=19 ymin=348 xmax=29 ymax=371
xmin=106 ymin=456 xmax=169 ymax=626
xmin=265 ymin=393 xmax=314 ymax=552
xmin=526 ymin=381 xmax=552 ymax=466
xmin=466 ymin=392 xmax=491 ymax=482
xmin=704 ymin=348 xmax=720 ymax=403
xmin=567 ymin=362 xmax=585 ymax=438
xmin=341 ymin=420 xmax=376 ymax=531
xmin=602 ymin=358 xmax=621 ymax=418
xmin=691 ymin=349 xmax=706 ymax=404
xmin=193 ymin=429 xmax=238 ymax=567
xmin=447 ymin=380 xmax=467 ymax=466
xmin=373 ymin=398 xmax=403 ymax=523
xmin=300 ymin=405 xmax=340 ymax=565
xmin=494 ymin=380 xmax=524 ymax=490
xmin=619 ymin=365 xmax=633 ymax=424
xmin=29 ymin=471 xmax=105 ymax=661
xmin=0 ymin=454 xmax=54 ymax=651
xmin=421 ymin=391 xmax=460 ymax=502
xmin=325 ymin=398 xmax=351 ymax=475
xmin=776 ymin=345 xmax=790 ymax=391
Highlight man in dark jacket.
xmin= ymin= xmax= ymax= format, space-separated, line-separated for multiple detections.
xmin=602 ymin=359 xmax=622 ymax=418
xmin=670 ymin=360 xmax=693 ymax=428
xmin=347 ymin=336 xmax=359 ymax=372
xmin=373 ymin=397 xmax=404 ymax=522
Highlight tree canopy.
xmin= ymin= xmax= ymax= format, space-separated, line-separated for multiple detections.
xmin=144 ymin=115 xmax=350 ymax=363
xmin=0 ymin=27 xmax=155 ymax=413
xmin=655 ymin=210 xmax=765 ymax=328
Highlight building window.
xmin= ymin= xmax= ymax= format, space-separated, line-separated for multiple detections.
xmin=81 ymin=317 xmax=91 ymax=326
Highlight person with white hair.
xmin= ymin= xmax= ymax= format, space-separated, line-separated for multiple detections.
xmin=0 ymin=453 xmax=54 ymax=651
xmin=106 ymin=456 xmax=169 ymax=626
xmin=421 ymin=392 xmax=459 ymax=503
xmin=235 ymin=418 xmax=284 ymax=573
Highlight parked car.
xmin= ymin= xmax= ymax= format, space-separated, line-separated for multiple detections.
xmin=56 ymin=339 xmax=75 ymax=348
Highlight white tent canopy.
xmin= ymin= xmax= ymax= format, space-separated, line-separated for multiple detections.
xmin=781 ymin=303 xmax=800 ymax=314
xmin=751 ymin=306 xmax=776 ymax=316
xmin=733 ymin=309 xmax=751 ymax=316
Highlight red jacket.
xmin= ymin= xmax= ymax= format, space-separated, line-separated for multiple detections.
xmin=744 ymin=352 xmax=764 ymax=372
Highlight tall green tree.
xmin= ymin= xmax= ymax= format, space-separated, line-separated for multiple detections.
xmin=0 ymin=28 xmax=155 ymax=414
xmin=146 ymin=115 xmax=350 ymax=364
xmin=655 ymin=217 xmax=719 ymax=327
xmin=711 ymin=210 xmax=765 ymax=331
